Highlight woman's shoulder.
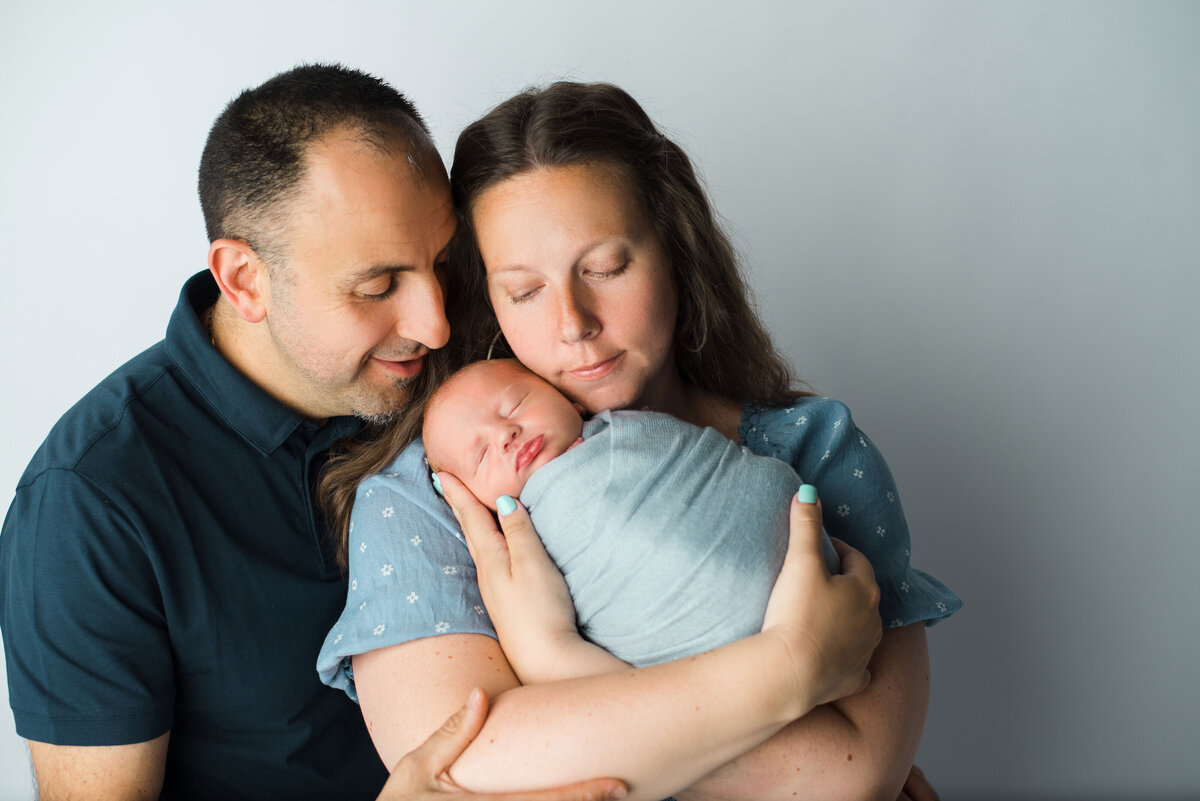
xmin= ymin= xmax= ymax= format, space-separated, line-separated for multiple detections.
xmin=356 ymin=438 xmax=433 ymax=497
xmin=351 ymin=438 xmax=457 ymax=535
xmin=740 ymin=396 xmax=855 ymax=438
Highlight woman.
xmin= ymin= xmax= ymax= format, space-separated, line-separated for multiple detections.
xmin=318 ymin=82 xmax=959 ymax=799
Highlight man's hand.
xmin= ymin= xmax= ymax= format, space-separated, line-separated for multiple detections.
xmin=897 ymin=764 xmax=939 ymax=801
xmin=378 ymin=686 xmax=627 ymax=801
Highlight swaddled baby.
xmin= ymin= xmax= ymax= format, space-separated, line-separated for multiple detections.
xmin=422 ymin=358 xmax=839 ymax=666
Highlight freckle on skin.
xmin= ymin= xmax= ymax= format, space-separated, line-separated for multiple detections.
xmin=847 ymin=753 xmax=853 ymax=761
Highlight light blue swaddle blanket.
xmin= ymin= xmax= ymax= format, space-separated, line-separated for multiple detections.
xmin=519 ymin=409 xmax=840 ymax=666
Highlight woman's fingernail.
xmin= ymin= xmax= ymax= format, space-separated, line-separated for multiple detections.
xmin=496 ymin=495 xmax=517 ymax=516
xmin=431 ymin=472 xmax=443 ymax=497
xmin=607 ymin=787 xmax=628 ymax=800
xmin=797 ymin=484 xmax=818 ymax=504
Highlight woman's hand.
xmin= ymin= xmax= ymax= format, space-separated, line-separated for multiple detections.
xmin=378 ymin=686 xmax=627 ymax=801
xmin=438 ymin=473 xmax=621 ymax=683
xmin=761 ymin=487 xmax=882 ymax=710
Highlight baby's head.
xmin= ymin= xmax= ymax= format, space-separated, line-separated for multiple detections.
xmin=423 ymin=359 xmax=585 ymax=510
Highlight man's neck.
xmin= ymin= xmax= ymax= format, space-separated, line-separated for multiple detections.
xmin=208 ymin=299 xmax=329 ymax=425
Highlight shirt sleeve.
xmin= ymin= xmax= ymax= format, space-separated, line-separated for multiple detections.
xmin=750 ymin=399 xmax=962 ymax=629
xmin=0 ymin=468 xmax=174 ymax=745
xmin=316 ymin=442 xmax=495 ymax=702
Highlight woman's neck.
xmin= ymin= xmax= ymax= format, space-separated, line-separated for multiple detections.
xmin=640 ymin=378 xmax=743 ymax=442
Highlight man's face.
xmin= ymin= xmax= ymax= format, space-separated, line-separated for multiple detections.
xmin=424 ymin=360 xmax=585 ymax=509
xmin=261 ymin=131 xmax=455 ymax=422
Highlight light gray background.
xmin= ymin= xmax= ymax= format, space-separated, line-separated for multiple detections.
xmin=1 ymin=2 xmax=1196 ymax=799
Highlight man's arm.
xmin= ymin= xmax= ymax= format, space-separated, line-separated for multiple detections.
xmin=28 ymin=734 xmax=168 ymax=801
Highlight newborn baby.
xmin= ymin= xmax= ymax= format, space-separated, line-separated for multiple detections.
xmin=422 ymin=358 xmax=839 ymax=666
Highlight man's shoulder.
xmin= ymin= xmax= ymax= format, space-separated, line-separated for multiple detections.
xmin=19 ymin=340 xmax=187 ymax=485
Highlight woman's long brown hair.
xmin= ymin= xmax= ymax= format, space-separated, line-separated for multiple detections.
xmin=320 ymin=81 xmax=810 ymax=573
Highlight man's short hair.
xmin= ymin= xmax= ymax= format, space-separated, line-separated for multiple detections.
xmin=198 ymin=63 xmax=439 ymax=265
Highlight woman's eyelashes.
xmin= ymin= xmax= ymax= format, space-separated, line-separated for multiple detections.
xmin=586 ymin=260 xmax=629 ymax=280
xmin=504 ymin=260 xmax=630 ymax=304
xmin=507 ymin=284 xmax=541 ymax=304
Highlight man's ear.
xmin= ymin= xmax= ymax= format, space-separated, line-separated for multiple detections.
xmin=208 ymin=238 xmax=269 ymax=323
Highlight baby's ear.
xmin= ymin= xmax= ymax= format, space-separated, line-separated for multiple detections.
xmin=571 ymin=401 xmax=589 ymax=417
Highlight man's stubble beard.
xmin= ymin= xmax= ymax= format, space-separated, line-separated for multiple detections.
xmin=349 ymin=373 xmax=417 ymax=425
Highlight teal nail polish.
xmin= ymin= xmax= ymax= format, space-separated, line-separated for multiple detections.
xmin=496 ymin=495 xmax=517 ymax=516
xmin=431 ymin=473 xmax=443 ymax=497
xmin=797 ymin=484 xmax=818 ymax=504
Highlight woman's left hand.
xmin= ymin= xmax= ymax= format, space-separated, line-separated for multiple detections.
xmin=437 ymin=473 xmax=591 ymax=683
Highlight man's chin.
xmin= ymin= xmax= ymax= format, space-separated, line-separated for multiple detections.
xmin=348 ymin=379 xmax=416 ymax=425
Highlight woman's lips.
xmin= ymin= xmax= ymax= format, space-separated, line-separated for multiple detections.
xmin=567 ymin=354 xmax=621 ymax=382
xmin=515 ymin=434 xmax=544 ymax=471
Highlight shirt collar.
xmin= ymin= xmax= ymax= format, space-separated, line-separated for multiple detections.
xmin=164 ymin=271 xmax=362 ymax=455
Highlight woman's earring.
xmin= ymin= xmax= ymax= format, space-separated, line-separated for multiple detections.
xmin=485 ymin=328 xmax=507 ymax=360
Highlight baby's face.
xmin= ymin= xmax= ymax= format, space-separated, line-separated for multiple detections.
xmin=425 ymin=361 xmax=584 ymax=509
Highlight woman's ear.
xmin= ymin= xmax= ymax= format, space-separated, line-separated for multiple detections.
xmin=208 ymin=239 xmax=269 ymax=323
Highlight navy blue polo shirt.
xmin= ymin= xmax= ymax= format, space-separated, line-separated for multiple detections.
xmin=0 ymin=272 xmax=388 ymax=800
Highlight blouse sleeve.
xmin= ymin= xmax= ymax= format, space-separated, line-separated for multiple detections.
xmin=316 ymin=440 xmax=495 ymax=702
xmin=744 ymin=399 xmax=962 ymax=629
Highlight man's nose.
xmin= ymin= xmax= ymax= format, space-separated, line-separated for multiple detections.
xmin=396 ymin=273 xmax=450 ymax=349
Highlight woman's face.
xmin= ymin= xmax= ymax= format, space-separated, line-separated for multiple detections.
xmin=471 ymin=164 xmax=680 ymax=415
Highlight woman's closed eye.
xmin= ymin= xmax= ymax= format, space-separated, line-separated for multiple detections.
xmin=584 ymin=260 xmax=629 ymax=280
xmin=507 ymin=284 xmax=542 ymax=304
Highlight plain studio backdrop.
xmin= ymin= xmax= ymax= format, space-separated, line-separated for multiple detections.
xmin=1 ymin=2 xmax=1196 ymax=799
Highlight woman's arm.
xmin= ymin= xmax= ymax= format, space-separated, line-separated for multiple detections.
xmin=375 ymin=688 xmax=626 ymax=801
xmin=676 ymin=623 xmax=929 ymax=801
xmin=354 ymin=483 xmax=881 ymax=800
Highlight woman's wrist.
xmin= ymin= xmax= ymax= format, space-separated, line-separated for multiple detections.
xmin=541 ymin=634 xmax=628 ymax=683
xmin=746 ymin=629 xmax=824 ymax=722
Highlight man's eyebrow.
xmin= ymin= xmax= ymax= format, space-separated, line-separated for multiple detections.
xmin=341 ymin=264 xmax=413 ymax=286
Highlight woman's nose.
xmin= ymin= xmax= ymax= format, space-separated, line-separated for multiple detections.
xmin=558 ymin=285 xmax=598 ymax=343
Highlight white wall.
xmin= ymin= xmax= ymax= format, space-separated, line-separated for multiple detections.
xmin=2 ymin=1 xmax=1197 ymax=798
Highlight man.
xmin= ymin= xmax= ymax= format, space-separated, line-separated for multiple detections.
xmin=0 ymin=64 xmax=624 ymax=801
